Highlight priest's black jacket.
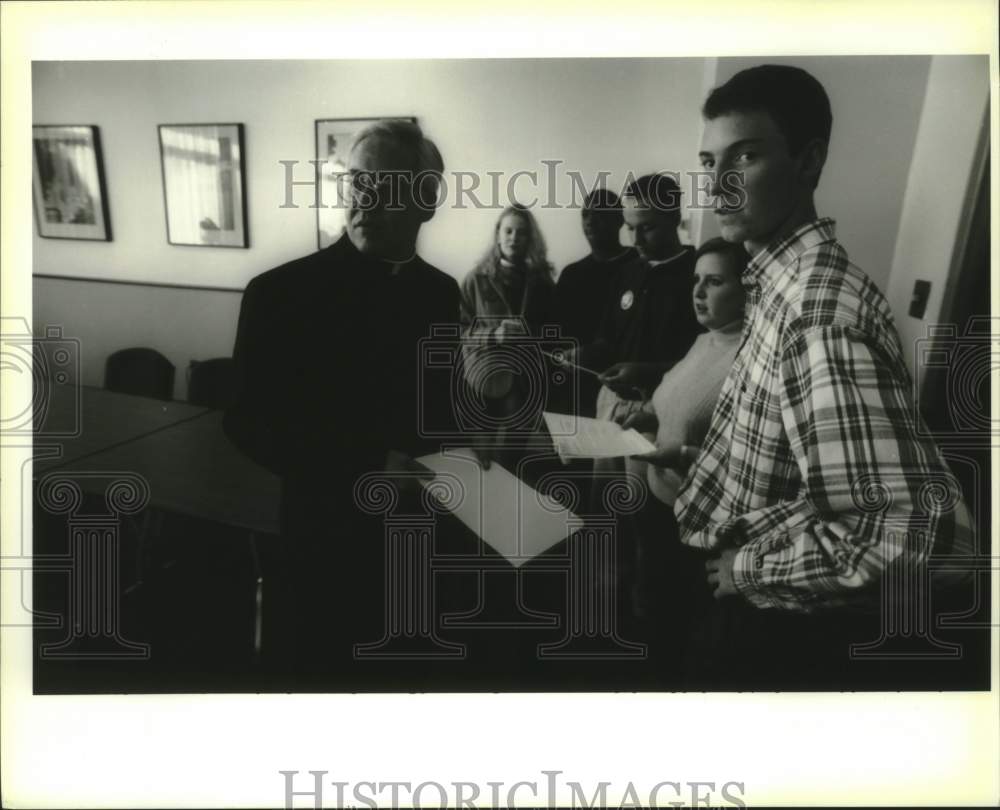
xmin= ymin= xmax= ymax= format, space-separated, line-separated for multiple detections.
xmin=224 ymin=234 xmax=461 ymax=547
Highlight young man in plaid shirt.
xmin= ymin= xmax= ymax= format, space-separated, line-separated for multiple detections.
xmin=672 ymin=64 xmax=973 ymax=687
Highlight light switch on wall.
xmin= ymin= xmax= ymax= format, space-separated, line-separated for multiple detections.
xmin=909 ymin=280 xmax=931 ymax=319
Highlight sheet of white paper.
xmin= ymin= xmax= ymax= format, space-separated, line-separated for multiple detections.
xmin=415 ymin=448 xmax=582 ymax=568
xmin=542 ymin=411 xmax=657 ymax=460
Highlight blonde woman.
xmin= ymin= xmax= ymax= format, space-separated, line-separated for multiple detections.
xmin=460 ymin=204 xmax=558 ymax=477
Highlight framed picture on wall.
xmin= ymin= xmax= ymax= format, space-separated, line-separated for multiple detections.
xmin=31 ymin=125 xmax=112 ymax=241
xmin=158 ymin=123 xmax=248 ymax=248
xmin=314 ymin=116 xmax=416 ymax=249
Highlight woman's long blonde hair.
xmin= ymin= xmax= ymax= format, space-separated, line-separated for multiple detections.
xmin=472 ymin=204 xmax=554 ymax=281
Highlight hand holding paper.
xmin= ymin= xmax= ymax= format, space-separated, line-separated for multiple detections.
xmin=597 ymin=362 xmax=648 ymax=399
xmin=635 ymin=442 xmax=702 ymax=473
xmin=619 ymin=410 xmax=658 ymax=434
xmin=542 ymin=411 xmax=657 ymax=462
xmin=382 ymin=449 xmax=433 ymax=494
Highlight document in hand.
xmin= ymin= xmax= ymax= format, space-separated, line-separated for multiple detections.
xmin=542 ymin=411 xmax=657 ymax=462
xmin=415 ymin=448 xmax=583 ymax=568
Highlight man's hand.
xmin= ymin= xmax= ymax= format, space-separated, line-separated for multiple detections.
xmin=633 ymin=442 xmax=700 ymax=472
xmin=619 ymin=410 xmax=658 ymax=434
xmin=383 ymin=449 xmax=433 ymax=494
xmin=705 ymin=548 xmax=739 ymax=600
xmin=598 ymin=362 xmax=646 ymax=398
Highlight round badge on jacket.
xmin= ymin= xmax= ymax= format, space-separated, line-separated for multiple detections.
xmin=620 ymin=290 xmax=634 ymax=310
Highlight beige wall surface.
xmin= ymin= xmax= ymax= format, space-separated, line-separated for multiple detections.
xmin=32 ymin=58 xmax=707 ymax=287
xmin=31 ymin=56 xmax=989 ymax=399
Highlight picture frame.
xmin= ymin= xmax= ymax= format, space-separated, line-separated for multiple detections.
xmin=314 ymin=116 xmax=416 ymax=249
xmin=31 ymin=125 xmax=112 ymax=241
xmin=158 ymin=123 xmax=248 ymax=248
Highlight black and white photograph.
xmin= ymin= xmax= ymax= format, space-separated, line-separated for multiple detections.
xmin=2 ymin=1 xmax=996 ymax=808
xmin=25 ymin=52 xmax=993 ymax=694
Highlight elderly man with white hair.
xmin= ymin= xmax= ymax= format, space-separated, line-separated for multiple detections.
xmin=225 ymin=120 xmax=460 ymax=677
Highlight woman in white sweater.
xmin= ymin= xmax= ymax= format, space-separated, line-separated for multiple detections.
xmin=620 ymin=237 xmax=748 ymax=634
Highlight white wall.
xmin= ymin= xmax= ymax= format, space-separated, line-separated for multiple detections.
xmin=32 ymin=58 xmax=707 ymax=287
xmin=885 ymin=55 xmax=990 ymax=385
xmin=696 ymin=55 xmax=933 ymax=294
xmin=33 ymin=276 xmax=242 ymax=394
xmin=32 ymin=58 xmax=708 ymax=396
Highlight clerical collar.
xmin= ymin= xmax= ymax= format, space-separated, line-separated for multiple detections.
xmin=339 ymin=232 xmax=417 ymax=275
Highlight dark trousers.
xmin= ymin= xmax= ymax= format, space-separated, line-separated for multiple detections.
xmin=259 ymin=479 xmax=400 ymax=681
xmin=623 ymin=495 xmax=710 ymax=677
xmin=628 ymin=498 xmax=904 ymax=689
xmin=676 ymin=557 xmax=991 ymax=690
xmin=679 ymin=593 xmax=877 ymax=689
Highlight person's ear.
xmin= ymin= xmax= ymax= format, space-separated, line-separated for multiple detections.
xmin=798 ymin=137 xmax=828 ymax=188
xmin=413 ymin=173 xmax=440 ymax=223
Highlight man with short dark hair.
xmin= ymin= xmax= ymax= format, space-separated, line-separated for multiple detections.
xmin=676 ymin=64 xmax=972 ymax=686
xmin=568 ymin=173 xmax=701 ymax=621
xmin=225 ymin=120 xmax=459 ymax=676
xmin=554 ymin=189 xmax=637 ymax=416
xmin=581 ymin=173 xmax=702 ymax=415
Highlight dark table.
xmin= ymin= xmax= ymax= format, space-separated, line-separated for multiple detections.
xmin=31 ymin=387 xmax=658 ymax=691
xmin=34 ymin=384 xmax=210 ymax=473
xmin=56 ymin=409 xmax=280 ymax=534
xmin=33 ymin=386 xmax=280 ymax=673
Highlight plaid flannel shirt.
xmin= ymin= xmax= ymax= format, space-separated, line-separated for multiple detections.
xmin=674 ymin=218 xmax=973 ymax=612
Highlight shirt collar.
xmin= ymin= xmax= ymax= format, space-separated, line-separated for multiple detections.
xmin=742 ymin=217 xmax=837 ymax=290
xmin=648 ymin=246 xmax=691 ymax=269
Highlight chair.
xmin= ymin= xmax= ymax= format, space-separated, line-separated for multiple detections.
xmin=104 ymin=348 xmax=175 ymax=401
xmin=186 ymin=357 xmax=236 ymax=410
